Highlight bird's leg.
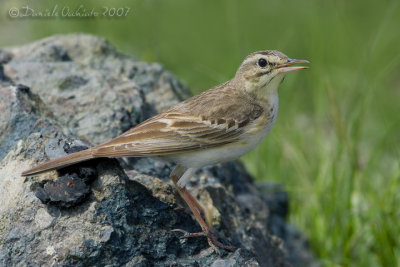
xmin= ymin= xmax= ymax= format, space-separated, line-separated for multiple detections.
xmin=171 ymin=169 xmax=206 ymax=220
xmin=170 ymin=165 xmax=234 ymax=253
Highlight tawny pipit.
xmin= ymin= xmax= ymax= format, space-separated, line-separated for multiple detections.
xmin=22 ymin=50 xmax=309 ymax=253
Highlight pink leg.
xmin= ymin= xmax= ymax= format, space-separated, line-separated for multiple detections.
xmin=170 ymin=166 xmax=234 ymax=253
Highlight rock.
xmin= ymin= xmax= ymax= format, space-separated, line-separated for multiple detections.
xmin=35 ymin=173 xmax=92 ymax=208
xmin=0 ymin=34 xmax=318 ymax=267
xmin=2 ymin=34 xmax=190 ymax=145
xmin=0 ymin=83 xmax=58 ymax=161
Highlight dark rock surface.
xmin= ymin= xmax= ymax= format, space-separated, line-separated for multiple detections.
xmin=0 ymin=34 xmax=318 ymax=267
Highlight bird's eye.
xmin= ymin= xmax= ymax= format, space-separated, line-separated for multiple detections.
xmin=258 ymin=58 xmax=267 ymax=68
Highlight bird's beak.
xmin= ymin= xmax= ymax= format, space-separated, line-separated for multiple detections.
xmin=276 ymin=59 xmax=309 ymax=73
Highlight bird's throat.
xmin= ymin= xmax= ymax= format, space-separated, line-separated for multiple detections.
xmin=255 ymin=73 xmax=285 ymax=102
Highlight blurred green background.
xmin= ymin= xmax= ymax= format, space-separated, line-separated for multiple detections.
xmin=1 ymin=0 xmax=399 ymax=266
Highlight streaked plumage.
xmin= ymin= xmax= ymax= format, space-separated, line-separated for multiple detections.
xmin=21 ymin=50 xmax=308 ymax=253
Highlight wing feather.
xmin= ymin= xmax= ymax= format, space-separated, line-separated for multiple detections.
xmin=92 ymin=82 xmax=266 ymax=157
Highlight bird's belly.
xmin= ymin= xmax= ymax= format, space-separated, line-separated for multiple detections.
xmin=169 ymin=144 xmax=250 ymax=168
xmin=164 ymin=123 xmax=273 ymax=169
xmin=163 ymin=98 xmax=279 ymax=169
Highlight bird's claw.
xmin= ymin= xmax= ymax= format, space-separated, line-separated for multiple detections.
xmin=172 ymin=228 xmax=207 ymax=238
xmin=173 ymin=206 xmax=186 ymax=212
xmin=172 ymin=228 xmax=235 ymax=254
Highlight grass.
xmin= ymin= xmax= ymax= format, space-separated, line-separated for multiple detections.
xmin=1 ymin=0 xmax=400 ymax=266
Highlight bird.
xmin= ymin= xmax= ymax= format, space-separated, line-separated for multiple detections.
xmin=22 ymin=50 xmax=309 ymax=253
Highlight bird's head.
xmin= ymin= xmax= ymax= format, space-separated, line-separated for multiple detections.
xmin=235 ymin=50 xmax=309 ymax=97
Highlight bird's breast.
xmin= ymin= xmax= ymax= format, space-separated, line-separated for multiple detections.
xmin=247 ymin=94 xmax=279 ymax=139
xmin=163 ymin=96 xmax=279 ymax=169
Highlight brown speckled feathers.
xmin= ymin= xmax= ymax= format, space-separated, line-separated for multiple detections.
xmin=94 ymin=82 xmax=266 ymax=157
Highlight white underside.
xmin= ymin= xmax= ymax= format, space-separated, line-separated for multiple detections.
xmin=161 ymin=94 xmax=279 ymax=187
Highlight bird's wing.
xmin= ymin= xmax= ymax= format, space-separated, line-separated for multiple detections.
xmin=93 ymin=84 xmax=266 ymax=157
xmin=93 ymin=113 xmax=246 ymax=157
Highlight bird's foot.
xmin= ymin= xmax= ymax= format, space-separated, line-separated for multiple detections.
xmin=172 ymin=228 xmax=235 ymax=254
xmin=173 ymin=206 xmax=186 ymax=212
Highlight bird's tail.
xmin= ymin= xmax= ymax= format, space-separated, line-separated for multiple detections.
xmin=21 ymin=148 xmax=95 ymax=176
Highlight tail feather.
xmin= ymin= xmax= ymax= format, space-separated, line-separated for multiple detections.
xmin=21 ymin=149 xmax=94 ymax=176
